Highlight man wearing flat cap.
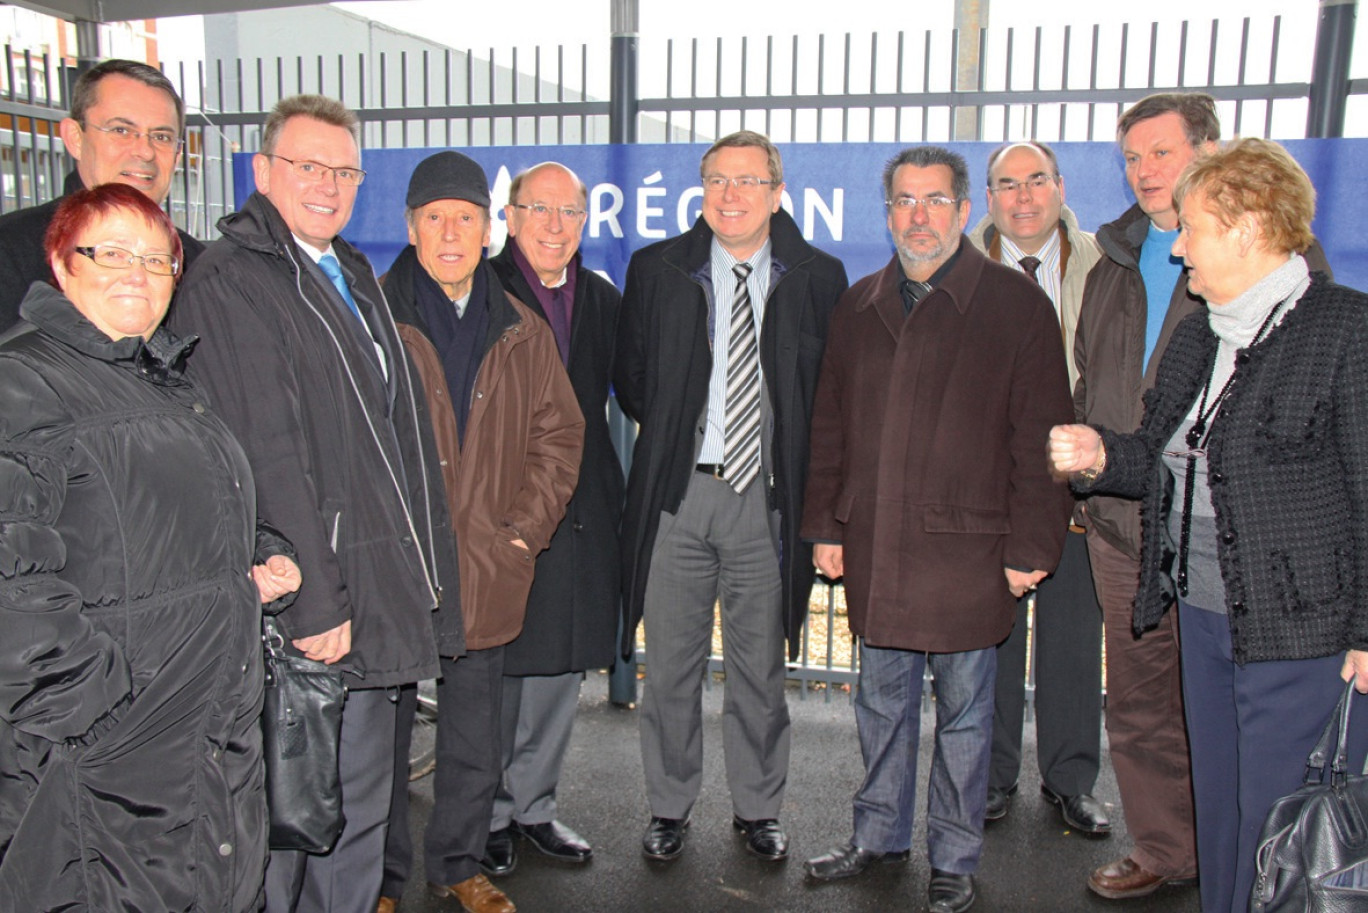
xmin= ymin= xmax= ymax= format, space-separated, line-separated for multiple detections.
xmin=376 ymin=150 xmax=584 ymax=913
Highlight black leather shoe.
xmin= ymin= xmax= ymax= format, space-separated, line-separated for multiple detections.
xmin=642 ymin=816 xmax=689 ymax=861
xmin=479 ymin=826 xmax=517 ymax=877
xmin=1040 ymin=784 xmax=1112 ymax=837
xmin=732 ymin=815 xmax=789 ymax=860
xmin=928 ymin=869 xmax=976 ymax=913
xmin=984 ymin=782 xmax=1017 ymax=823
xmin=803 ymin=843 xmax=911 ymax=882
xmin=513 ymin=819 xmax=592 ymax=862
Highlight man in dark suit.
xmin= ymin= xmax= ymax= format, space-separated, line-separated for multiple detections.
xmin=615 ymin=131 xmax=847 ymax=863
xmin=801 ymin=146 xmax=1074 ymax=913
xmin=0 ymin=58 xmax=203 ymax=329
xmin=477 ymin=161 xmax=623 ymax=874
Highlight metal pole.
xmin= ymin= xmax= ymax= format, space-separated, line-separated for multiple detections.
xmin=953 ymin=0 xmax=990 ymax=140
xmin=608 ymin=0 xmax=640 ymax=706
xmin=1307 ymin=0 xmax=1357 ymax=138
xmin=609 ymin=0 xmax=639 ymax=143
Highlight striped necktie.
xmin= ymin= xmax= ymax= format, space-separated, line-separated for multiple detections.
xmin=1019 ymin=255 xmax=1042 ymax=284
xmin=723 ymin=262 xmax=762 ymax=493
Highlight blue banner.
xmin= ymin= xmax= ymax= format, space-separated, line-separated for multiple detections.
xmin=232 ymin=139 xmax=1368 ymax=292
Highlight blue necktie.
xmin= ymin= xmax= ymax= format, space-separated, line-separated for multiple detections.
xmin=318 ymin=254 xmax=363 ymax=324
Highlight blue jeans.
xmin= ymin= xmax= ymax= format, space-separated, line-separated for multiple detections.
xmin=852 ymin=641 xmax=995 ymax=874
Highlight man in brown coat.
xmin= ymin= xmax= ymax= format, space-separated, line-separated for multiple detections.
xmin=801 ymin=146 xmax=1074 ymax=913
xmin=377 ymin=151 xmax=584 ymax=913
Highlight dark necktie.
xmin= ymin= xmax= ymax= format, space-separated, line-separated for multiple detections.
xmin=547 ymin=285 xmax=571 ymax=365
xmin=318 ymin=253 xmax=363 ymax=323
xmin=723 ymin=263 xmax=762 ymax=494
xmin=900 ymin=279 xmax=933 ymax=315
xmin=1019 ymin=255 xmax=1042 ymax=285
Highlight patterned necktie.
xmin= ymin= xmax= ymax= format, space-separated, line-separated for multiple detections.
xmin=318 ymin=253 xmax=363 ymax=323
xmin=1019 ymin=255 xmax=1042 ymax=285
xmin=723 ymin=262 xmax=762 ymax=494
xmin=900 ymin=279 xmax=933 ymax=314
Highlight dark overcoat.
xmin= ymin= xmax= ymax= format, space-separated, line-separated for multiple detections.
xmin=802 ymin=243 xmax=1074 ymax=653
xmin=615 ymin=209 xmax=848 ymax=659
xmin=490 ymin=246 xmax=623 ymax=674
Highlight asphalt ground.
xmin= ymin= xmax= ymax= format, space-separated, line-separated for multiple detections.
xmin=390 ymin=670 xmax=1200 ymax=913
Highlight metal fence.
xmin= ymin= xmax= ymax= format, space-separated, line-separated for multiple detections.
xmin=0 ymin=13 xmax=1356 ymax=696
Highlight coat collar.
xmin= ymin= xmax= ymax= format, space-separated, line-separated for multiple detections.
xmin=661 ymin=207 xmax=813 ymax=278
xmin=17 ymin=280 xmax=196 ymax=383
xmin=858 ymin=238 xmax=992 ymax=328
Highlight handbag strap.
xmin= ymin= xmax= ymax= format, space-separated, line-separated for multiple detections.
xmin=1304 ymin=681 xmax=1358 ymax=786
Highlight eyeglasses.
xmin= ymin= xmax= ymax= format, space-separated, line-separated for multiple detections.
xmin=266 ymin=154 xmax=367 ymax=187
xmin=83 ymin=122 xmax=182 ymax=152
xmin=511 ymin=202 xmax=587 ymax=221
xmin=74 ymin=244 xmax=179 ymax=277
xmin=702 ymin=176 xmax=777 ymax=192
xmin=987 ymin=175 xmax=1058 ymax=195
xmin=886 ymin=195 xmax=960 ymax=212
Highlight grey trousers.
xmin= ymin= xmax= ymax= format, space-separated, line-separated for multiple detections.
xmin=639 ymin=470 xmax=790 ymax=821
xmin=264 ymin=687 xmax=397 ymax=913
xmin=491 ymin=671 xmax=585 ymax=831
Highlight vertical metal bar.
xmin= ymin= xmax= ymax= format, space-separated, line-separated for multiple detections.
xmin=841 ymin=33 xmax=851 ymax=142
xmin=1147 ymin=21 xmax=1158 ymax=89
xmin=715 ymin=36 xmax=723 ymax=138
xmin=1061 ymin=25 xmax=1071 ymax=139
xmin=1005 ymin=27 xmax=1015 ymax=138
xmin=922 ymin=29 xmax=932 ymax=141
xmin=1031 ymin=27 xmax=1041 ymax=139
xmin=1266 ymin=15 xmax=1282 ymax=137
xmin=894 ymin=31 xmax=905 ymax=141
xmin=868 ymin=32 xmax=878 ymax=144
xmin=665 ymin=39 xmax=674 ymax=141
xmin=1178 ymin=19 xmax=1189 ymax=87
xmin=949 ymin=28 xmax=959 ymax=140
xmin=765 ymin=35 xmax=774 ymax=139
xmin=1118 ymin=23 xmax=1129 ymax=91
xmin=690 ymin=38 xmax=698 ymax=141
xmin=511 ymin=48 xmax=519 ymax=146
xmin=1236 ymin=18 xmax=1251 ymax=136
xmin=976 ymin=26 xmax=988 ymax=140
xmin=791 ymin=35 xmax=799 ymax=140
xmin=817 ymin=34 xmax=825 ymax=140
xmin=1087 ymin=25 xmax=1099 ymax=140
xmin=1206 ymin=19 xmax=1220 ymax=89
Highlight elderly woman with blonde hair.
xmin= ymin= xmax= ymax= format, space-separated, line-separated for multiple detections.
xmin=1049 ymin=137 xmax=1368 ymax=913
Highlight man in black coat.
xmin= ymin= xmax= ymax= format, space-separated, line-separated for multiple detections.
xmin=479 ymin=161 xmax=623 ymax=875
xmin=0 ymin=58 xmax=203 ymax=330
xmin=169 ymin=94 xmax=461 ymax=913
xmin=615 ymin=131 xmax=847 ymax=862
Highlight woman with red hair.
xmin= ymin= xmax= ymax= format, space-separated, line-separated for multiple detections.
xmin=0 ymin=183 xmax=299 ymax=911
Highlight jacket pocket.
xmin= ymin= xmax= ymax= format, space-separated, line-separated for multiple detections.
xmin=923 ymin=504 xmax=1011 ymax=535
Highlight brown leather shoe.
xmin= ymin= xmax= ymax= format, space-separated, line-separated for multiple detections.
xmin=376 ymin=899 xmax=397 ymax=913
xmin=428 ymin=874 xmax=517 ymax=913
xmin=1088 ymin=856 xmax=1195 ymax=900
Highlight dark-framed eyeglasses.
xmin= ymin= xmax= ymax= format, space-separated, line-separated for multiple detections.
xmin=511 ymin=202 xmax=587 ymax=221
xmin=83 ymin=122 xmax=182 ymax=152
xmin=74 ymin=244 xmax=179 ymax=277
xmin=266 ymin=154 xmax=367 ymax=187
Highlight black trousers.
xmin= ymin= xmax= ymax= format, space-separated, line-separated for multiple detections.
xmin=989 ymin=529 xmax=1103 ymax=797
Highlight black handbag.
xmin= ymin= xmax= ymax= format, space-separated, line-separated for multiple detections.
xmin=1251 ymin=681 xmax=1368 ymax=911
xmin=261 ymin=615 xmax=347 ymax=853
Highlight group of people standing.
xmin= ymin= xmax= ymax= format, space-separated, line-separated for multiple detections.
xmin=0 ymin=55 xmax=1362 ymax=913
